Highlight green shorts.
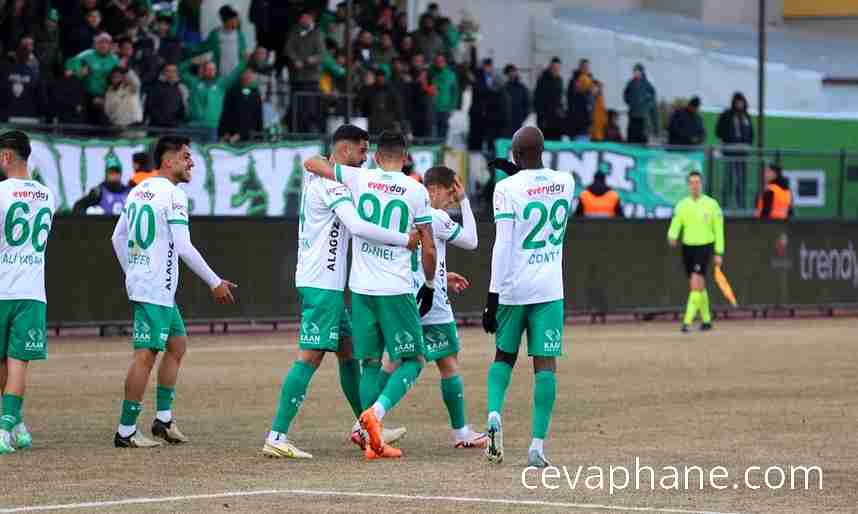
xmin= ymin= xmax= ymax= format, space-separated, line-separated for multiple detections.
xmin=496 ymin=300 xmax=565 ymax=357
xmin=0 ymin=300 xmax=47 ymax=361
xmin=351 ymin=293 xmax=424 ymax=361
xmin=422 ymin=322 xmax=460 ymax=362
xmin=298 ymin=287 xmax=352 ymax=351
xmin=132 ymin=302 xmax=187 ymax=352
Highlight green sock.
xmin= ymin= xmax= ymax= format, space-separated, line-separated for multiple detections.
xmin=441 ymin=375 xmax=466 ymax=430
xmin=271 ymin=360 xmax=316 ymax=434
xmin=532 ymin=370 xmax=556 ymax=439
xmin=699 ymin=289 xmax=712 ymax=323
xmin=377 ymin=358 xmax=423 ymax=412
xmin=487 ymin=361 xmax=513 ymax=415
xmin=376 ymin=369 xmax=391 ymax=397
xmin=683 ymin=291 xmax=701 ymax=325
xmin=155 ymin=385 xmax=175 ymax=412
xmin=360 ymin=360 xmax=381 ymax=410
xmin=119 ymin=399 xmax=142 ymax=427
xmin=337 ymin=359 xmax=362 ymax=418
xmin=1 ymin=394 xmax=22 ymax=431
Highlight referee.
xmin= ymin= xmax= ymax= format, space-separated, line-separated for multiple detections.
xmin=667 ymin=171 xmax=724 ymax=332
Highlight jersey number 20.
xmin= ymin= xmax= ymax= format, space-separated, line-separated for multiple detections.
xmin=126 ymin=203 xmax=156 ymax=250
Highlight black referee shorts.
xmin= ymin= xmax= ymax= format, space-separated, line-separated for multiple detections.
xmin=681 ymin=243 xmax=714 ymax=277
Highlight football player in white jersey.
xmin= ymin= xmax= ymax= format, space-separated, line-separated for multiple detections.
xmin=263 ymin=125 xmax=416 ymax=460
xmin=304 ymin=131 xmax=436 ymax=459
xmin=482 ymin=127 xmax=575 ymax=467
xmin=111 ymin=136 xmax=237 ymax=448
xmin=0 ymin=131 xmax=56 ymax=454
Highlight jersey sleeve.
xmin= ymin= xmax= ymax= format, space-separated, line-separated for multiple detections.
xmin=168 ymin=188 xmax=190 ymax=226
xmin=413 ymin=185 xmax=432 ymax=225
xmin=318 ymin=178 xmax=353 ymax=211
xmin=712 ymin=200 xmax=725 ymax=255
xmin=667 ymin=200 xmax=684 ymax=241
xmin=334 ymin=163 xmax=361 ymax=193
xmin=493 ymin=183 xmax=514 ymax=222
xmin=433 ymin=210 xmax=460 ymax=241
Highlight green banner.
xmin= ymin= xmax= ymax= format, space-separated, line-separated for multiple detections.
xmin=495 ymin=140 xmax=704 ymax=218
xmin=26 ymin=134 xmax=441 ymax=217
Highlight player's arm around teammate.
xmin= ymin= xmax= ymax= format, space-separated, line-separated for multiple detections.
xmin=667 ymin=171 xmax=724 ymax=332
xmin=0 ymin=132 xmax=56 ymax=455
xmin=111 ymin=136 xmax=237 ymax=449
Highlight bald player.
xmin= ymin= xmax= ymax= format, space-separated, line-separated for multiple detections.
xmin=482 ymin=127 xmax=575 ymax=468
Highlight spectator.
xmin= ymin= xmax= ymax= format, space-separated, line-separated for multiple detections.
xmin=50 ymin=65 xmax=87 ymax=123
xmin=188 ymin=5 xmax=247 ymax=80
xmin=251 ymin=46 xmax=277 ymax=104
xmin=589 ymin=81 xmax=608 ymax=141
xmin=574 ymin=171 xmax=624 ymax=218
xmin=567 ymin=59 xmax=594 ymax=140
xmin=406 ymin=65 xmax=435 ymax=138
xmin=503 ymin=64 xmax=530 ymax=138
xmin=34 ymin=9 xmax=63 ymax=82
xmin=179 ymin=55 xmax=247 ymax=142
xmin=429 ymin=53 xmax=458 ymax=141
xmin=67 ymin=8 xmax=102 ymax=59
xmin=534 ymin=57 xmax=565 ymax=141
xmin=468 ymin=57 xmax=505 ymax=154
xmin=0 ymin=38 xmax=42 ymax=122
xmin=357 ymin=68 xmax=405 ymax=135
xmin=398 ymin=34 xmax=417 ymax=63
xmin=145 ymin=63 xmax=187 ymax=128
xmin=412 ymin=13 xmax=444 ymax=62
xmin=65 ymin=32 xmax=120 ymax=124
xmin=123 ymin=20 xmax=159 ymax=85
xmin=104 ymin=66 xmax=143 ymax=127
xmin=153 ymin=13 xmax=182 ymax=66
xmin=716 ymin=92 xmax=754 ymax=208
xmin=72 ymin=155 xmax=130 ymax=215
xmin=623 ymin=63 xmax=658 ymax=144
xmin=437 ymin=17 xmax=461 ymax=62
xmin=320 ymin=40 xmax=346 ymax=95
xmin=102 ymin=0 xmax=135 ymax=37
xmin=668 ymin=96 xmax=705 ymax=146
xmin=128 ymin=152 xmax=156 ymax=187
xmin=755 ymin=164 xmax=793 ymax=220
xmin=177 ymin=0 xmax=204 ymax=45
xmin=15 ymin=35 xmax=39 ymax=77
xmin=353 ymin=30 xmax=374 ymax=68
xmin=285 ymin=11 xmax=323 ymax=133
xmin=372 ymin=31 xmax=398 ymax=72
xmin=220 ymin=65 xmax=263 ymax=143
xmin=605 ymin=109 xmax=623 ymax=143
xmin=58 ymin=0 xmax=98 ymax=59
xmin=393 ymin=11 xmax=409 ymax=49
xmin=326 ymin=2 xmax=356 ymax=50
xmin=0 ymin=0 xmax=40 ymax=56
xmin=410 ymin=52 xmax=427 ymax=72
xmin=423 ymin=2 xmax=441 ymax=22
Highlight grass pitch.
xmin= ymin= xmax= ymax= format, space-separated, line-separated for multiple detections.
xmin=1 ymin=319 xmax=855 ymax=513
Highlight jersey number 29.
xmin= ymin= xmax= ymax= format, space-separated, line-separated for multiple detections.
xmin=522 ymin=199 xmax=569 ymax=250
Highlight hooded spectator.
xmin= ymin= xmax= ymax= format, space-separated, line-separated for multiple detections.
xmin=412 ymin=14 xmax=444 ymax=62
xmin=285 ymin=11 xmax=324 ymax=133
xmin=574 ymin=171 xmax=624 ymax=218
xmin=623 ymin=63 xmax=659 ymax=144
xmin=716 ymin=92 xmax=754 ymax=208
xmin=567 ymin=59 xmax=594 ymax=140
xmin=503 ymin=64 xmax=530 ymax=138
xmin=668 ymin=96 xmax=705 ymax=146
xmin=73 ymin=155 xmax=130 ymax=215
xmin=534 ymin=57 xmax=565 ymax=141
xmin=144 ymin=63 xmax=187 ymax=128
xmin=104 ymin=65 xmax=143 ymax=126
xmin=429 ymin=53 xmax=458 ymax=141
xmin=219 ymin=65 xmax=263 ymax=143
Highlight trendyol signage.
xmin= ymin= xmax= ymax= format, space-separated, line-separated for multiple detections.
xmin=799 ymin=242 xmax=858 ymax=288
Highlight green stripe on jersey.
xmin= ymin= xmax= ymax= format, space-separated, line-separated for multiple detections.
xmin=335 ymin=163 xmax=342 ymax=183
xmin=494 ymin=213 xmax=514 ymax=221
xmin=415 ymin=216 xmax=432 ymax=224
xmin=448 ymin=224 xmax=462 ymax=241
xmin=328 ymin=197 xmax=352 ymax=211
xmin=167 ymin=219 xmax=189 ymax=225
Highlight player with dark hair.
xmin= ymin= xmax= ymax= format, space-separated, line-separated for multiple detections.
xmin=0 ymin=131 xmax=56 ymax=454
xmin=668 ymin=171 xmax=725 ymax=332
xmin=111 ymin=135 xmax=237 ymax=448
xmin=304 ymin=131 xmax=436 ymax=459
xmin=482 ymin=127 xmax=576 ymax=467
xmin=263 ymin=125 xmax=416 ymax=459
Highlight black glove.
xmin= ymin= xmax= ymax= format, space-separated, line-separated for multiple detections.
xmin=417 ymin=283 xmax=435 ymax=317
xmin=488 ymin=158 xmax=521 ymax=177
xmin=482 ymin=292 xmax=499 ymax=333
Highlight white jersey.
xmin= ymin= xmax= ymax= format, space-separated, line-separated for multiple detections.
xmin=120 ymin=177 xmax=190 ymax=307
xmin=493 ymin=168 xmax=575 ymax=305
xmin=295 ymin=172 xmax=353 ymax=291
xmin=412 ymin=208 xmax=463 ymax=325
xmin=0 ymin=178 xmax=56 ymax=303
xmin=336 ymin=164 xmax=431 ymax=296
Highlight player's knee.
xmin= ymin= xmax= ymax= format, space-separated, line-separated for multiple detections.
xmin=300 ymin=350 xmax=324 ymax=369
xmin=402 ymin=356 xmax=424 ymax=374
xmin=494 ymin=348 xmax=518 ymax=367
xmin=533 ymin=356 xmax=556 ymax=373
xmin=336 ymin=337 xmax=354 ymax=361
xmin=134 ymin=349 xmax=158 ymax=369
xmin=436 ymin=356 xmax=458 ymax=378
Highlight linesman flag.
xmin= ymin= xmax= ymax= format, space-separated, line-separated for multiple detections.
xmin=714 ymin=266 xmax=737 ymax=307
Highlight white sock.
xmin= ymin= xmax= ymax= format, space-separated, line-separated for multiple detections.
xmin=488 ymin=411 xmax=501 ymax=426
xmin=371 ymin=402 xmax=386 ymax=420
xmin=530 ymin=438 xmax=544 ymax=453
xmin=117 ymin=424 xmax=136 ymax=438
xmin=156 ymin=410 xmax=172 ymax=423
xmin=267 ymin=430 xmax=285 ymax=443
xmin=453 ymin=426 xmax=469 ymax=441
xmin=351 ymin=420 xmax=361 ymax=433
